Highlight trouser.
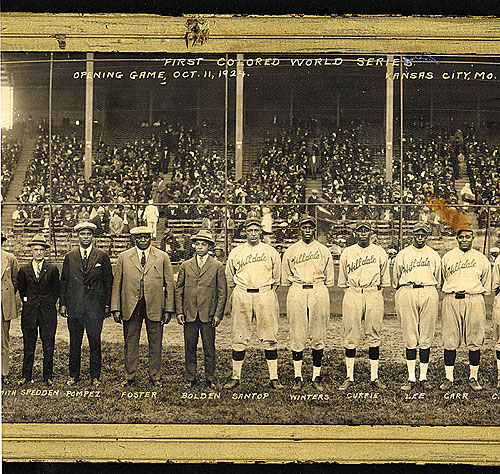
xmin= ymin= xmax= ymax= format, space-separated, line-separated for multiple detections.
xmin=123 ymin=298 xmax=163 ymax=381
xmin=22 ymin=313 xmax=56 ymax=380
xmin=2 ymin=317 xmax=11 ymax=376
xmin=67 ymin=314 xmax=104 ymax=380
xmin=184 ymin=315 xmax=216 ymax=382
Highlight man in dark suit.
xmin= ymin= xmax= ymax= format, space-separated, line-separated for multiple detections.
xmin=175 ymin=229 xmax=227 ymax=389
xmin=60 ymin=222 xmax=113 ymax=387
xmin=18 ymin=234 xmax=60 ymax=386
xmin=111 ymin=226 xmax=175 ymax=387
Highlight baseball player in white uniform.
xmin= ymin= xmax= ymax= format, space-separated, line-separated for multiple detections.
xmin=281 ymin=215 xmax=335 ymax=391
xmin=440 ymin=226 xmax=491 ymax=392
xmin=224 ymin=216 xmax=283 ymax=390
xmin=491 ymin=255 xmax=500 ymax=388
xmin=338 ymin=222 xmax=390 ymax=390
xmin=393 ymin=222 xmax=442 ymax=391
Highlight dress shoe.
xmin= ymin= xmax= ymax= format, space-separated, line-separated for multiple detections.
xmin=469 ymin=378 xmax=482 ymax=392
xmin=339 ymin=379 xmax=353 ymax=391
xmin=292 ymin=377 xmax=303 ymax=391
xmin=66 ymin=377 xmax=80 ymax=386
xmin=312 ymin=376 xmax=324 ymax=392
xmin=269 ymin=379 xmax=284 ymax=390
xmin=401 ymin=380 xmax=415 ymax=391
xmin=223 ymin=378 xmax=240 ymax=390
xmin=371 ymin=378 xmax=387 ymax=390
xmin=18 ymin=378 xmax=34 ymax=386
xmin=439 ymin=379 xmax=453 ymax=391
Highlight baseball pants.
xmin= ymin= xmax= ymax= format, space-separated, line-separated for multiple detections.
xmin=287 ymin=283 xmax=329 ymax=352
xmin=342 ymin=287 xmax=384 ymax=349
xmin=493 ymin=294 xmax=500 ymax=351
xmin=231 ymin=286 xmax=279 ymax=352
xmin=442 ymin=293 xmax=485 ymax=351
xmin=395 ymin=286 xmax=439 ymax=349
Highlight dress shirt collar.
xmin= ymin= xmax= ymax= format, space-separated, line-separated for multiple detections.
xmin=136 ymin=246 xmax=151 ymax=262
xmin=80 ymin=245 xmax=92 ymax=259
xmin=197 ymin=254 xmax=208 ymax=269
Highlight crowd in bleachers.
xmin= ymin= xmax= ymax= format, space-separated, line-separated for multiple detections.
xmin=1 ymin=130 xmax=21 ymax=199
xmin=464 ymin=134 xmax=500 ymax=228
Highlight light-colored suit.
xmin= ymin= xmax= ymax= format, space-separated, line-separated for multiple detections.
xmin=111 ymin=246 xmax=174 ymax=382
xmin=1 ymin=248 xmax=19 ymax=376
xmin=111 ymin=246 xmax=175 ymax=320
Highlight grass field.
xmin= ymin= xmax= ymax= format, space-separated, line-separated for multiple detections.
xmin=2 ymin=286 xmax=500 ymax=426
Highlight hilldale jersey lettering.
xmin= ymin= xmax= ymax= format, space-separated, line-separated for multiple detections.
xmin=400 ymin=257 xmax=431 ymax=275
xmin=290 ymin=250 xmax=321 ymax=265
xmin=346 ymin=255 xmax=377 ymax=274
xmin=445 ymin=259 xmax=477 ymax=276
xmin=234 ymin=253 xmax=268 ymax=272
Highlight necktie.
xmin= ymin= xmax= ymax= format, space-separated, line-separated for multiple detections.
xmin=83 ymin=250 xmax=88 ymax=270
xmin=141 ymin=251 xmax=146 ymax=267
xmin=35 ymin=262 xmax=41 ymax=279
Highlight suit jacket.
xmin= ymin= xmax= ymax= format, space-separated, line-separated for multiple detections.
xmin=60 ymin=247 xmax=113 ymax=320
xmin=18 ymin=261 xmax=60 ymax=329
xmin=111 ymin=246 xmax=175 ymax=321
xmin=175 ymin=255 xmax=227 ymax=323
xmin=1 ymin=249 xmax=19 ymax=321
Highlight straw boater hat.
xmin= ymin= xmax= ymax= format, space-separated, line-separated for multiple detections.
xmin=190 ymin=229 xmax=215 ymax=246
xmin=74 ymin=222 xmax=97 ymax=233
xmin=130 ymin=226 xmax=154 ymax=235
xmin=27 ymin=234 xmax=50 ymax=248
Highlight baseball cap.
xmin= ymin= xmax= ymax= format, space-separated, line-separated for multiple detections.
xmin=456 ymin=225 xmax=474 ymax=236
xmin=413 ymin=222 xmax=431 ymax=233
xmin=355 ymin=221 xmax=372 ymax=231
xmin=244 ymin=217 xmax=262 ymax=228
xmin=299 ymin=215 xmax=316 ymax=227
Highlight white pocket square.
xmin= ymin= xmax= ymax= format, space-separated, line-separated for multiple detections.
xmin=95 ymin=263 xmax=102 ymax=267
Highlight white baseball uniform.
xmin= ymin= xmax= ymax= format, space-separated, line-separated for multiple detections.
xmin=338 ymin=243 xmax=390 ymax=348
xmin=492 ymin=255 xmax=500 ymax=351
xmin=441 ymin=247 xmax=492 ymax=351
xmin=393 ymin=244 xmax=442 ymax=349
xmin=226 ymin=242 xmax=281 ymax=352
xmin=281 ymin=239 xmax=335 ymax=352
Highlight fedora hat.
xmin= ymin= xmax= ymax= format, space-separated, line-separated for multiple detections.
xmin=190 ymin=229 xmax=215 ymax=245
xmin=27 ymin=233 xmax=50 ymax=248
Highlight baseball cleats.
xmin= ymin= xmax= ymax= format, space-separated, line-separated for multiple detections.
xmin=371 ymin=379 xmax=386 ymax=390
xmin=419 ymin=379 xmax=433 ymax=390
xmin=339 ymin=379 xmax=353 ymax=391
xmin=439 ymin=379 xmax=453 ymax=391
xmin=269 ymin=379 xmax=284 ymax=390
xmin=469 ymin=378 xmax=482 ymax=392
xmin=292 ymin=377 xmax=303 ymax=391
xmin=312 ymin=376 xmax=324 ymax=392
xmin=223 ymin=378 xmax=240 ymax=390
xmin=400 ymin=380 xmax=416 ymax=391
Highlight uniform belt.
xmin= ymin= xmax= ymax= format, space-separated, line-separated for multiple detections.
xmin=302 ymin=284 xmax=314 ymax=289
xmin=454 ymin=291 xmax=466 ymax=299
xmin=247 ymin=288 xmax=259 ymax=293
xmin=348 ymin=287 xmax=379 ymax=293
xmin=412 ymin=284 xmax=424 ymax=289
